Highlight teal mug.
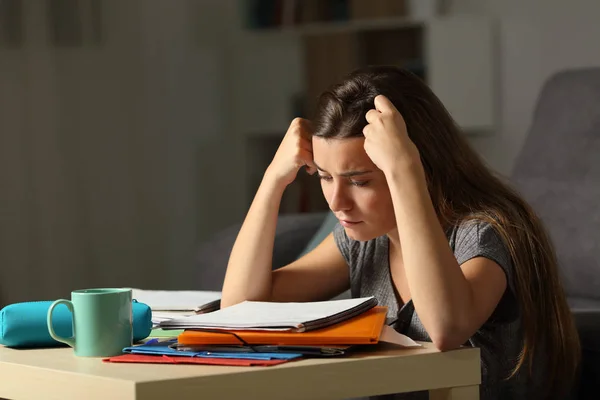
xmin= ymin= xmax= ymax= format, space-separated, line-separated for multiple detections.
xmin=47 ymin=288 xmax=133 ymax=357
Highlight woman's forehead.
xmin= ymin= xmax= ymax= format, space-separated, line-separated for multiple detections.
xmin=312 ymin=136 xmax=376 ymax=172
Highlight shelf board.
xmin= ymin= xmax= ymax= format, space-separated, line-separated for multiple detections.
xmin=247 ymin=16 xmax=425 ymax=36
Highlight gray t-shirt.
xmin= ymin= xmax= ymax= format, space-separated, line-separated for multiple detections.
xmin=333 ymin=220 xmax=540 ymax=400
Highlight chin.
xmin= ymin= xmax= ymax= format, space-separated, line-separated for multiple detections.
xmin=343 ymin=221 xmax=395 ymax=242
xmin=343 ymin=225 xmax=380 ymax=242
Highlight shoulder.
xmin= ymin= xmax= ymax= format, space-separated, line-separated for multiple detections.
xmin=451 ymin=219 xmax=521 ymax=323
xmin=449 ymin=218 xmax=514 ymax=284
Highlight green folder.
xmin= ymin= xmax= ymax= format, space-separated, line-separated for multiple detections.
xmin=149 ymin=328 xmax=184 ymax=338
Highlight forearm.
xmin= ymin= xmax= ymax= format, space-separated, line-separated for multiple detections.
xmin=221 ymin=172 xmax=285 ymax=307
xmin=386 ymin=163 xmax=473 ymax=348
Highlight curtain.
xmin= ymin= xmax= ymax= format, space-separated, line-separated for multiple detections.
xmin=0 ymin=0 xmax=230 ymax=306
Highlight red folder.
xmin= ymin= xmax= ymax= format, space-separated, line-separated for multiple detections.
xmin=178 ymin=306 xmax=388 ymax=346
xmin=103 ymin=353 xmax=291 ymax=367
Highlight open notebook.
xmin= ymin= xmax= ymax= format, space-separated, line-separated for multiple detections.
xmin=159 ymin=296 xmax=378 ymax=332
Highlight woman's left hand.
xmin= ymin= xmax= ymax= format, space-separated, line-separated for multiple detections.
xmin=363 ymin=95 xmax=421 ymax=175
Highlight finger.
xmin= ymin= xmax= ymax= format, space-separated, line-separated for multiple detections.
xmin=298 ymin=136 xmax=313 ymax=153
xmin=296 ymin=119 xmax=314 ymax=140
xmin=374 ymin=94 xmax=398 ymax=114
xmin=298 ymin=149 xmax=317 ymax=175
xmin=297 ymin=147 xmax=314 ymax=164
xmin=365 ymin=109 xmax=380 ymax=124
xmin=305 ymin=162 xmax=317 ymax=175
xmin=290 ymin=117 xmax=309 ymax=127
xmin=362 ymin=123 xmax=372 ymax=137
xmin=288 ymin=118 xmax=311 ymax=140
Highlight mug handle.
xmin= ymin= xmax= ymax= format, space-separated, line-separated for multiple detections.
xmin=47 ymin=299 xmax=76 ymax=348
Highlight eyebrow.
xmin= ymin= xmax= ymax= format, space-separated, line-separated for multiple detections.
xmin=313 ymin=162 xmax=373 ymax=178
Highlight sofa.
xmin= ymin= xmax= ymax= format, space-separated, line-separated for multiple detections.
xmin=195 ymin=211 xmax=330 ymax=291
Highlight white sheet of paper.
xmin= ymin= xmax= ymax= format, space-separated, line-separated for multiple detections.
xmin=379 ymin=325 xmax=422 ymax=348
xmin=161 ymin=296 xmax=375 ymax=329
xmin=150 ymin=311 xmax=196 ymax=326
xmin=131 ymin=289 xmax=221 ymax=311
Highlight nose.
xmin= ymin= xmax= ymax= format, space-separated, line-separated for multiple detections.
xmin=329 ymin=184 xmax=353 ymax=212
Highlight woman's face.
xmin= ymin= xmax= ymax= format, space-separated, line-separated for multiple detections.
xmin=312 ymin=136 xmax=396 ymax=241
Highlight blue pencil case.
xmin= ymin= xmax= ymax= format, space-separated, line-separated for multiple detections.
xmin=0 ymin=300 xmax=153 ymax=348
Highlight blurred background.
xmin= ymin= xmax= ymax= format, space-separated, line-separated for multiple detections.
xmin=1 ymin=0 xmax=599 ymax=306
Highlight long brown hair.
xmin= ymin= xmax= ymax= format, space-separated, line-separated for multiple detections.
xmin=312 ymin=66 xmax=580 ymax=395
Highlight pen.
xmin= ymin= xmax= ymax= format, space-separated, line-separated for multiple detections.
xmin=194 ymin=299 xmax=221 ymax=314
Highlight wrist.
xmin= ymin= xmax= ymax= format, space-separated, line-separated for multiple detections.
xmin=262 ymin=168 xmax=289 ymax=193
xmin=385 ymin=159 xmax=431 ymax=217
xmin=384 ymin=153 xmax=424 ymax=182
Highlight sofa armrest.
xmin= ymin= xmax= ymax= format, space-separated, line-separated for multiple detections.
xmin=195 ymin=212 xmax=328 ymax=291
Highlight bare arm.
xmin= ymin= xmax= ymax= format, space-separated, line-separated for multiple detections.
xmin=270 ymin=233 xmax=349 ymax=302
xmin=221 ymin=186 xmax=349 ymax=307
xmin=220 ymin=173 xmax=285 ymax=307
xmin=221 ymin=118 xmax=348 ymax=308
xmin=364 ymin=95 xmax=507 ymax=351
xmin=387 ymin=166 xmax=506 ymax=351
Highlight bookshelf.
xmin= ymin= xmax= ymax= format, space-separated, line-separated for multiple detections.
xmin=239 ymin=1 xmax=496 ymax=214
xmin=247 ymin=15 xmax=423 ymax=36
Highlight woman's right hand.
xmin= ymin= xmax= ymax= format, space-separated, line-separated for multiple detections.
xmin=265 ymin=118 xmax=317 ymax=187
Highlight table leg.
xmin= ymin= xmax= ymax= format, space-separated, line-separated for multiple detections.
xmin=429 ymin=385 xmax=479 ymax=400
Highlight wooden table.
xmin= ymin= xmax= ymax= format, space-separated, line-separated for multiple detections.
xmin=0 ymin=343 xmax=480 ymax=400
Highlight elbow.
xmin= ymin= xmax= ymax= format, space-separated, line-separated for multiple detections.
xmin=220 ymin=288 xmax=272 ymax=309
xmin=219 ymin=298 xmax=235 ymax=309
xmin=219 ymin=296 xmax=236 ymax=309
xmin=220 ymin=291 xmax=248 ymax=309
xmin=220 ymin=293 xmax=254 ymax=309
xmin=430 ymin=334 xmax=462 ymax=352
xmin=428 ymin=323 xmax=470 ymax=352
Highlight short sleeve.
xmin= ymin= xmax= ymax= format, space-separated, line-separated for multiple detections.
xmin=453 ymin=221 xmax=515 ymax=294
xmin=453 ymin=221 xmax=518 ymax=324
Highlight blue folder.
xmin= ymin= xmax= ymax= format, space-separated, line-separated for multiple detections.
xmin=123 ymin=339 xmax=302 ymax=360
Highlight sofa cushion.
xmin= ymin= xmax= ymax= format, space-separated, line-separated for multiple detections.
xmin=195 ymin=212 xmax=327 ymax=290
xmin=271 ymin=212 xmax=329 ymax=268
xmin=297 ymin=212 xmax=338 ymax=258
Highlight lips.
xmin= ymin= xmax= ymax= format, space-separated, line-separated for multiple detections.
xmin=339 ymin=219 xmax=362 ymax=227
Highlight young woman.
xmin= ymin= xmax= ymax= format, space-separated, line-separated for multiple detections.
xmin=221 ymin=66 xmax=580 ymax=399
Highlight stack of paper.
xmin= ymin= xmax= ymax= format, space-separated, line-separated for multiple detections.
xmin=105 ymin=296 xmax=420 ymax=368
xmin=159 ymin=296 xmax=378 ymax=332
xmin=103 ymin=338 xmax=298 ymax=366
xmin=176 ymin=306 xmax=420 ymax=348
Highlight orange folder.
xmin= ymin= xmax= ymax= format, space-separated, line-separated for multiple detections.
xmin=177 ymin=306 xmax=388 ymax=346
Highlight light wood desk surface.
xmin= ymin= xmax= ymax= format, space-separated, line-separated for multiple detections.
xmin=0 ymin=342 xmax=480 ymax=400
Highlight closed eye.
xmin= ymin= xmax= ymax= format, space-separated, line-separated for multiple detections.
xmin=318 ymin=175 xmax=370 ymax=187
xmin=351 ymin=180 xmax=370 ymax=187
